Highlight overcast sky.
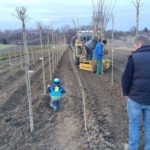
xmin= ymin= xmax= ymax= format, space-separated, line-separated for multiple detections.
xmin=0 ymin=0 xmax=149 ymax=31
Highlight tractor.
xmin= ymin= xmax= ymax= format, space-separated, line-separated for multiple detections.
xmin=72 ymin=30 xmax=111 ymax=72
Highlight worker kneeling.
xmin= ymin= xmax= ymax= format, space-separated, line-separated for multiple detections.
xmin=47 ymin=78 xmax=65 ymax=111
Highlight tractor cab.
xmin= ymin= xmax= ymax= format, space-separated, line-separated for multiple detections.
xmin=72 ymin=30 xmax=111 ymax=72
xmin=74 ymin=30 xmax=93 ymax=65
xmin=77 ymin=30 xmax=93 ymax=43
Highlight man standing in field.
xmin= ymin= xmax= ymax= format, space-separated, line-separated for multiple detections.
xmin=93 ymin=39 xmax=107 ymax=77
xmin=121 ymin=36 xmax=150 ymax=150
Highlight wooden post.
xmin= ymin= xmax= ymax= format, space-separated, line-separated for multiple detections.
xmin=20 ymin=52 xmax=23 ymax=69
xmin=23 ymin=30 xmax=34 ymax=132
xmin=47 ymin=32 xmax=52 ymax=81
xmin=56 ymin=50 xmax=58 ymax=67
xmin=39 ymin=27 xmax=46 ymax=95
xmin=52 ymin=51 xmax=54 ymax=74
xmin=58 ymin=50 xmax=61 ymax=63
xmin=52 ymin=31 xmax=54 ymax=46
xmin=54 ymin=51 xmax=56 ymax=71
xmin=82 ymin=88 xmax=87 ymax=132
xmin=0 ymin=52 xmax=2 ymax=63
xmin=32 ymin=51 xmax=35 ymax=64
xmin=9 ymin=53 xmax=13 ymax=66
xmin=111 ymin=15 xmax=114 ymax=86
xmin=36 ymin=50 xmax=38 ymax=61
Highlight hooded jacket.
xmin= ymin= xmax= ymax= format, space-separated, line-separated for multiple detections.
xmin=93 ymin=42 xmax=103 ymax=60
xmin=47 ymin=83 xmax=65 ymax=97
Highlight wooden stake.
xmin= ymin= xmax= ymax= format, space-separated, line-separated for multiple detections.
xmin=20 ymin=52 xmax=23 ymax=69
xmin=9 ymin=53 xmax=12 ymax=66
xmin=47 ymin=32 xmax=52 ymax=81
xmin=111 ymin=15 xmax=114 ymax=86
xmin=82 ymin=88 xmax=87 ymax=132
xmin=23 ymin=30 xmax=34 ymax=132
xmin=39 ymin=27 xmax=46 ymax=94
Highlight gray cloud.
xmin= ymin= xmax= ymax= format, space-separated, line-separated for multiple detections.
xmin=0 ymin=0 xmax=150 ymax=30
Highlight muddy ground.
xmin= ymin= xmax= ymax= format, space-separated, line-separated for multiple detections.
xmin=0 ymin=48 xmax=144 ymax=150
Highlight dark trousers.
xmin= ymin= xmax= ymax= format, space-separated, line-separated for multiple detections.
xmin=85 ymin=46 xmax=93 ymax=60
xmin=53 ymin=100 xmax=59 ymax=108
xmin=96 ymin=60 xmax=102 ymax=76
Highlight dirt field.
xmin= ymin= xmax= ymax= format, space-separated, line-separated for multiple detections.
xmin=0 ymin=48 xmax=144 ymax=150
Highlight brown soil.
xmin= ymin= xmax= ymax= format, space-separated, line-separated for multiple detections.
xmin=0 ymin=48 xmax=144 ymax=150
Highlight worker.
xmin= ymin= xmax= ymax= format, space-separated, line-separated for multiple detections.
xmin=84 ymin=37 xmax=98 ymax=60
xmin=47 ymin=78 xmax=66 ymax=111
xmin=93 ymin=39 xmax=107 ymax=77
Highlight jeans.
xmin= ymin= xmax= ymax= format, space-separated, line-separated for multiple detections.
xmin=85 ymin=46 xmax=93 ymax=60
xmin=127 ymin=97 xmax=150 ymax=150
xmin=50 ymin=96 xmax=61 ymax=111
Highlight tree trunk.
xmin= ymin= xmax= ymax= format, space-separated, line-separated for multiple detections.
xmin=136 ymin=6 xmax=139 ymax=36
xmin=40 ymin=29 xmax=46 ymax=94
xmin=23 ymin=30 xmax=34 ymax=132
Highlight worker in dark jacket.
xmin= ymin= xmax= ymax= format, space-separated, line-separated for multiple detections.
xmin=121 ymin=36 xmax=150 ymax=150
xmin=84 ymin=37 xmax=98 ymax=60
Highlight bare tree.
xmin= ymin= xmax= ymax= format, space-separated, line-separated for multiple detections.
xmin=92 ymin=0 xmax=117 ymax=39
xmin=14 ymin=6 xmax=34 ymax=132
xmin=132 ymin=0 xmax=143 ymax=36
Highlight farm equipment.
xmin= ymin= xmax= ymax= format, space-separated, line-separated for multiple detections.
xmin=79 ymin=60 xmax=94 ymax=72
xmin=73 ymin=30 xmax=93 ymax=65
xmin=79 ymin=58 xmax=111 ymax=72
xmin=72 ymin=30 xmax=111 ymax=72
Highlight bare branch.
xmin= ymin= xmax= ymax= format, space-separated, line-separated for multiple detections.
xmin=92 ymin=0 xmax=117 ymax=35
xmin=132 ymin=0 xmax=143 ymax=36
xmin=15 ymin=6 xmax=27 ymax=21
xmin=132 ymin=0 xmax=143 ymax=8
xmin=132 ymin=0 xmax=137 ymax=7
xmin=13 ymin=6 xmax=29 ymax=30
xmin=105 ymin=0 xmax=117 ymax=27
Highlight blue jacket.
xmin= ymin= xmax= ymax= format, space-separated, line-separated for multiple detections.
xmin=93 ymin=42 xmax=103 ymax=60
xmin=121 ymin=45 xmax=150 ymax=105
xmin=47 ymin=83 xmax=65 ymax=97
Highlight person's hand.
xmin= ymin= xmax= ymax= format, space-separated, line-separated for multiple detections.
xmin=47 ymin=84 xmax=50 ymax=88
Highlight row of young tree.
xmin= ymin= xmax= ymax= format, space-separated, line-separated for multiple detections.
xmin=0 ymin=0 xmax=146 ymax=132
xmin=11 ymin=6 xmax=67 ymax=132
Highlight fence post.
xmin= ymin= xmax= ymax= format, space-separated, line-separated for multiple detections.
xmin=20 ymin=52 xmax=23 ymax=69
xmin=82 ymin=88 xmax=87 ymax=132
xmin=32 ymin=51 xmax=35 ymax=64
xmin=111 ymin=15 xmax=114 ymax=86
xmin=52 ymin=51 xmax=55 ymax=75
xmin=47 ymin=32 xmax=52 ymax=81
xmin=39 ymin=28 xmax=46 ymax=95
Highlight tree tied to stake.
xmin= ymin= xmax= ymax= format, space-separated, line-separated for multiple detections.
xmin=13 ymin=6 xmax=34 ymax=132
xmin=132 ymin=0 xmax=143 ymax=36
xmin=92 ymin=0 xmax=117 ymax=39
